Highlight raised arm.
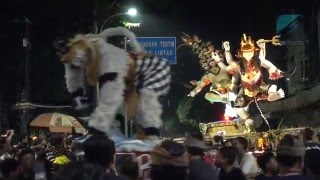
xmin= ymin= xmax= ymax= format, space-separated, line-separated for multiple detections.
xmin=222 ymin=41 xmax=238 ymax=73
xmin=223 ymin=41 xmax=237 ymax=66
xmin=256 ymin=39 xmax=266 ymax=60
xmin=188 ymin=74 xmax=211 ymax=97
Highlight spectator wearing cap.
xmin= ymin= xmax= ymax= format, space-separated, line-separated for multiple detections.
xmin=235 ymin=137 xmax=259 ymax=177
xmin=302 ymin=128 xmax=320 ymax=175
xmin=276 ymin=134 xmax=312 ymax=179
xmin=150 ymin=139 xmax=188 ymax=180
xmin=184 ymin=136 xmax=218 ymax=180
xmin=255 ymin=152 xmax=278 ymax=180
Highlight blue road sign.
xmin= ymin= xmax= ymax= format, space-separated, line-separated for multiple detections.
xmin=136 ymin=37 xmax=176 ymax=64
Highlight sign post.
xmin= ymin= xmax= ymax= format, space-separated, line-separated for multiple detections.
xmin=136 ymin=37 xmax=177 ymax=64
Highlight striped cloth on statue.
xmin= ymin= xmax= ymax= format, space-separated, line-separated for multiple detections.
xmin=135 ymin=55 xmax=171 ymax=95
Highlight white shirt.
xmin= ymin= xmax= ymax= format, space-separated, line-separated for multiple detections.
xmin=239 ymin=153 xmax=259 ymax=175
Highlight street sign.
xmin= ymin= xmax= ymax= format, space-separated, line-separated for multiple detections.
xmin=136 ymin=37 xmax=177 ymax=64
xmin=276 ymin=15 xmax=302 ymax=34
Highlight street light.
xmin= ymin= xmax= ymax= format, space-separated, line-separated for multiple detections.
xmin=100 ymin=7 xmax=138 ymax=32
xmin=127 ymin=8 xmax=137 ymax=16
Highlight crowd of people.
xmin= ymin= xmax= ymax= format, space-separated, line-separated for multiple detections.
xmin=0 ymin=127 xmax=319 ymax=180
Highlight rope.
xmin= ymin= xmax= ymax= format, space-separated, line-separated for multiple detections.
xmin=254 ymin=97 xmax=271 ymax=131
xmin=30 ymin=103 xmax=71 ymax=109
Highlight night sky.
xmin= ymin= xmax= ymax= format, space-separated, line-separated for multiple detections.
xmin=0 ymin=0 xmax=317 ymax=128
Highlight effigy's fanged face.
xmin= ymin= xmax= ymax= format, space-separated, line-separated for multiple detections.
xmin=59 ymin=39 xmax=90 ymax=68
xmin=242 ymin=51 xmax=254 ymax=61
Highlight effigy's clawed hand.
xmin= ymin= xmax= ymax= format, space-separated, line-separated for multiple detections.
xmin=222 ymin=41 xmax=230 ymax=51
xmin=269 ymin=69 xmax=283 ymax=80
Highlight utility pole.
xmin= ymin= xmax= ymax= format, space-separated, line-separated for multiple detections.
xmin=13 ymin=18 xmax=35 ymax=136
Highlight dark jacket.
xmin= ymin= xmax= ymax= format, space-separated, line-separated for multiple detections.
xmin=187 ymin=158 xmax=218 ymax=180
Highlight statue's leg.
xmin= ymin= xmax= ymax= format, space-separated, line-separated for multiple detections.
xmin=205 ymin=92 xmax=228 ymax=104
xmin=135 ymin=57 xmax=170 ymax=139
xmin=136 ymin=88 xmax=163 ymax=138
xmin=266 ymin=84 xmax=285 ymax=101
xmin=88 ymin=77 xmax=125 ymax=137
xmin=235 ymin=107 xmax=254 ymax=133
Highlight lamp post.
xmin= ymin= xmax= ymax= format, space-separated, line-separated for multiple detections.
xmin=100 ymin=7 xmax=137 ymax=33
xmin=13 ymin=18 xmax=34 ymax=136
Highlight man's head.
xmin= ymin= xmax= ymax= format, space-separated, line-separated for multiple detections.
xmin=49 ymin=134 xmax=64 ymax=148
xmin=18 ymin=149 xmax=35 ymax=169
xmin=215 ymin=146 xmax=238 ymax=168
xmin=235 ymin=137 xmax=249 ymax=154
xmin=83 ymin=135 xmax=115 ymax=169
xmin=257 ymin=152 xmax=278 ymax=175
xmin=276 ymin=134 xmax=305 ymax=174
xmin=184 ymin=136 xmax=206 ymax=159
xmin=303 ymin=128 xmax=314 ymax=142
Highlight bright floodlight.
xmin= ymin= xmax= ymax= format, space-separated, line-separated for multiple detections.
xmin=127 ymin=8 xmax=137 ymax=16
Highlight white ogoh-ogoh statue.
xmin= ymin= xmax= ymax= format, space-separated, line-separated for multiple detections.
xmin=56 ymin=27 xmax=171 ymax=138
xmin=223 ymin=34 xmax=285 ymax=129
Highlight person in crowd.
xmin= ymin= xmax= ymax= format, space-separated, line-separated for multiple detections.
xmin=223 ymin=139 xmax=233 ymax=147
xmin=255 ymin=151 xmax=278 ymax=180
xmin=0 ymin=158 xmax=21 ymax=180
xmin=184 ymin=136 xmax=218 ymax=180
xmin=45 ymin=134 xmax=74 ymax=179
xmin=0 ymin=130 xmax=14 ymax=161
xmin=83 ymin=134 xmax=128 ymax=180
xmin=305 ymin=148 xmax=320 ymax=180
xmin=0 ymin=137 xmax=13 ymax=161
xmin=276 ymin=134 xmax=312 ymax=179
xmin=203 ymin=148 xmax=217 ymax=166
xmin=119 ymin=161 xmax=139 ymax=180
xmin=216 ymin=146 xmax=246 ymax=180
xmin=18 ymin=149 xmax=35 ymax=180
xmin=150 ymin=139 xmax=188 ymax=180
xmin=316 ymin=132 xmax=320 ymax=142
xmin=54 ymin=161 xmax=111 ymax=180
xmin=302 ymin=128 xmax=320 ymax=175
xmin=235 ymin=137 xmax=259 ymax=177
xmin=212 ymin=135 xmax=223 ymax=150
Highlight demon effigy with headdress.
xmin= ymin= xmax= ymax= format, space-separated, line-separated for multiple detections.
xmin=223 ymin=34 xmax=286 ymax=130
xmin=180 ymin=33 xmax=237 ymax=104
xmin=55 ymin=27 xmax=171 ymax=140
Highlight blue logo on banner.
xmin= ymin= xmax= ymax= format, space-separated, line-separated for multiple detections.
xmin=136 ymin=37 xmax=176 ymax=64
